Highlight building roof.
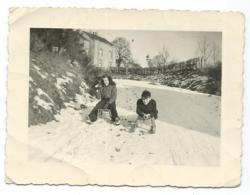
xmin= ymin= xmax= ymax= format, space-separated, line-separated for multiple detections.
xmin=81 ymin=31 xmax=113 ymax=46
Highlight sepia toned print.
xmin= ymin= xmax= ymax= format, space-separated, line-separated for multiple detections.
xmin=6 ymin=8 xmax=243 ymax=186
xmin=28 ymin=29 xmax=221 ymax=166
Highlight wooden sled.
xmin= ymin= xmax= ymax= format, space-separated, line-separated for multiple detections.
xmin=97 ymin=109 xmax=120 ymax=125
xmin=129 ymin=118 xmax=154 ymax=134
xmin=97 ymin=109 xmax=111 ymax=121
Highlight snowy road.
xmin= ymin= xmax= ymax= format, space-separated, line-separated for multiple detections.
xmin=29 ymin=79 xmax=221 ymax=166
xmin=116 ymin=79 xmax=221 ymax=137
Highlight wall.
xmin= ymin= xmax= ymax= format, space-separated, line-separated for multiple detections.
xmin=93 ymin=40 xmax=116 ymax=68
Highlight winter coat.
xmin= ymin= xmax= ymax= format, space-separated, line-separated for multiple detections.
xmin=96 ymin=84 xmax=117 ymax=104
xmin=136 ymin=98 xmax=158 ymax=119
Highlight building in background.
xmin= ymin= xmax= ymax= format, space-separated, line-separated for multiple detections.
xmin=78 ymin=31 xmax=117 ymax=69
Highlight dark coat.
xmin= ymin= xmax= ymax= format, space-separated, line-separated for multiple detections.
xmin=96 ymin=84 xmax=117 ymax=104
xmin=136 ymin=99 xmax=158 ymax=119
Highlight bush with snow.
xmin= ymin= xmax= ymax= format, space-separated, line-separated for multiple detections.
xmin=112 ymin=68 xmax=221 ymax=96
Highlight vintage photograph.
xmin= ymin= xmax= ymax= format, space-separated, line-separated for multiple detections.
xmin=6 ymin=8 xmax=243 ymax=186
xmin=28 ymin=28 xmax=222 ymax=166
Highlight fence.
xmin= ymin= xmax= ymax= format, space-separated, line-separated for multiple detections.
xmin=109 ymin=57 xmax=201 ymax=76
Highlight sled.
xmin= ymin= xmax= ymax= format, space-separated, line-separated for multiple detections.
xmin=97 ymin=109 xmax=111 ymax=121
xmin=137 ymin=119 xmax=152 ymax=130
xmin=97 ymin=109 xmax=120 ymax=125
xmin=129 ymin=118 xmax=155 ymax=134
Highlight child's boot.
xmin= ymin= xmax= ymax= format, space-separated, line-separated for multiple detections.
xmin=149 ymin=125 xmax=156 ymax=134
xmin=114 ymin=117 xmax=120 ymax=125
xmin=86 ymin=115 xmax=92 ymax=124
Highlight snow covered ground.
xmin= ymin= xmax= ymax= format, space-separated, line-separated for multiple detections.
xmin=115 ymin=79 xmax=221 ymax=137
xmin=29 ymin=79 xmax=220 ymax=166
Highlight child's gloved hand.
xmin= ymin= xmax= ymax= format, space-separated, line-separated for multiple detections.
xmin=95 ymin=83 xmax=100 ymax=88
xmin=143 ymin=113 xmax=150 ymax=119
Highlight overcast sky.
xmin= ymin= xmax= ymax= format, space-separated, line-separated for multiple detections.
xmin=95 ymin=30 xmax=222 ymax=67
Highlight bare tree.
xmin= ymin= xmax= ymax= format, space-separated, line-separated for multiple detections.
xmin=112 ymin=37 xmax=132 ymax=72
xmin=211 ymin=42 xmax=220 ymax=66
xmin=196 ymin=37 xmax=212 ymax=68
xmin=152 ymin=54 xmax=164 ymax=67
xmin=160 ymin=46 xmax=170 ymax=72
xmin=161 ymin=46 xmax=170 ymax=66
xmin=146 ymin=54 xmax=154 ymax=68
xmin=150 ymin=47 xmax=170 ymax=67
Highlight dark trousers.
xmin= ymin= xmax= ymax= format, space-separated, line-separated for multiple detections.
xmin=88 ymin=99 xmax=118 ymax=122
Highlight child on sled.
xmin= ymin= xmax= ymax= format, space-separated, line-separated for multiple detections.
xmin=132 ymin=90 xmax=158 ymax=134
xmin=86 ymin=75 xmax=120 ymax=125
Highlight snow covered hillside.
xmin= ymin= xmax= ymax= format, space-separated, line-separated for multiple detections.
xmin=29 ymin=51 xmax=95 ymax=126
xmin=113 ymin=67 xmax=221 ymax=96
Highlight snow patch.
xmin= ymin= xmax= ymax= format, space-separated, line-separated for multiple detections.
xmin=33 ymin=65 xmax=40 ymax=71
xmin=66 ymin=72 xmax=75 ymax=77
xmin=79 ymin=82 xmax=89 ymax=94
xmin=34 ymin=96 xmax=53 ymax=111
xmin=55 ymin=76 xmax=72 ymax=93
xmin=32 ymin=65 xmax=48 ymax=79
xmin=81 ymin=81 xmax=89 ymax=90
xmin=37 ymin=88 xmax=54 ymax=104
xmin=29 ymin=77 xmax=34 ymax=82
xmin=74 ymin=93 xmax=97 ymax=107
xmin=39 ymin=73 xmax=47 ymax=79
xmin=29 ymin=77 xmax=37 ymax=85
xmin=62 ymin=75 xmax=73 ymax=83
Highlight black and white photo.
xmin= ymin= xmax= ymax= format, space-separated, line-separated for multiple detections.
xmin=6 ymin=8 xmax=243 ymax=186
xmin=28 ymin=29 xmax=222 ymax=166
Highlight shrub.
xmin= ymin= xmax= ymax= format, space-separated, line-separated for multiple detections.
xmin=200 ymin=62 xmax=222 ymax=82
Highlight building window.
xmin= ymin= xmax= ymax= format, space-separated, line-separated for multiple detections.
xmin=98 ymin=48 xmax=103 ymax=57
xmin=108 ymin=51 xmax=113 ymax=59
xmin=52 ymin=46 xmax=59 ymax=53
xmin=108 ymin=61 xmax=112 ymax=67
xmin=83 ymin=41 xmax=90 ymax=55
xmin=98 ymin=59 xmax=103 ymax=67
